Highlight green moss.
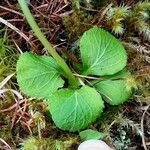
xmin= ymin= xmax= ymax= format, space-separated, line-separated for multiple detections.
xmin=127 ymin=1 xmax=150 ymax=41
xmin=0 ymin=112 xmax=13 ymax=143
xmin=72 ymin=0 xmax=112 ymax=9
xmin=0 ymin=30 xmax=19 ymax=148
xmin=91 ymin=0 xmax=112 ymax=8
xmin=0 ymin=31 xmax=19 ymax=80
xmin=97 ymin=106 xmax=122 ymax=131
xmin=0 ymin=93 xmax=17 ymax=147
xmin=0 ymin=93 xmax=15 ymax=110
xmin=106 ymin=6 xmax=130 ymax=34
xmin=63 ymin=10 xmax=92 ymax=42
xmin=106 ymin=1 xmax=150 ymax=40
xmin=20 ymin=137 xmax=78 ymax=150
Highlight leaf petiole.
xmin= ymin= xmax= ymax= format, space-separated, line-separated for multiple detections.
xmin=18 ymin=0 xmax=78 ymax=87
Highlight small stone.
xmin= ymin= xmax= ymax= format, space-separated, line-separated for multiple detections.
xmin=78 ymin=140 xmax=113 ymax=150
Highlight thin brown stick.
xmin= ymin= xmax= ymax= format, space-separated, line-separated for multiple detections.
xmin=0 ymin=5 xmax=23 ymax=16
xmin=0 ymin=99 xmax=25 ymax=112
xmin=80 ymin=6 xmax=99 ymax=12
xmin=11 ymin=98 xmax=20 ymax=128
xmin=16 ymin=99 xmax=28 ymax=123
xmin=55 ymin=3 xmax=69 ymax=14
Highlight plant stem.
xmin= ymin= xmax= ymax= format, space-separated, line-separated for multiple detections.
xmin=18 ymin=0 xmax=78 ymax=87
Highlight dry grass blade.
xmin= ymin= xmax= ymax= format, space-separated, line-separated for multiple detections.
xmin=0 ymin=73 xmax=23 ymax=99
xmin=0 ymin=73 xmax=14 ymax=89
xmin=0 ymin=138 xmax=12 ymax=150
xmin=0 ymin=17 xmax=29 ymax=42
xmin=0 ymin=17 xmax=38 ymax=52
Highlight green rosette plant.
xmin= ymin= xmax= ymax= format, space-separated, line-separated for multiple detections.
xmin=16 ymin=0 xmax=133 ymax=132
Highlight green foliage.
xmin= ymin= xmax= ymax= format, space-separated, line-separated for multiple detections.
xmin=17 ymin=52 xmax=64 ymax=99
xmin=79 ymin=129 xmax=107 ymax=141
xmin=80 ymin=27 xmax=127 ymax=75
xmin=48 ymin=86 xmax=104 ymax=131
xmin=94 ymin=80 xmax=132 ymax=105
xmin=106 ymin=1 xmax=150 ymax=40
xmin=17 ymin=27 xmax=133 ymax=132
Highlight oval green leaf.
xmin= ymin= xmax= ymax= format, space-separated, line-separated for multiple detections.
xmin=16 ymin=52 xmax=64 ymax=99
xmin=48 ymin=85 xmax=104 ymax=132
xmin=94 ymin=80 xmax=132 ymax=105
xmin=80 ymin=27 xmax=127 ymax=76
xmin=102 ymin=69 xmax=131 ymax=80
xmin=79 ymin=129 xmax=107 ymax=141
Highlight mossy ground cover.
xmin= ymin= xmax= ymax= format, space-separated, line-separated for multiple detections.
xmin=0 ymin=0 xmax=150 ymax=149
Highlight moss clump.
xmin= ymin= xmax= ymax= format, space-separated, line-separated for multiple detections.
xmin=20 ymin=137 xmax=77 ymax=150
xmin=72 ymin=0 xmax=112 ymax=9
xmin=0 ymin=112 xmax=13 ymax=144
xmin=106 ymin=1 xmax=150 ymax=40
xmin=63 ymin=10 xmax=92 ymax=42
xmin=91 ymin=0 xmax=112 ymax=8
xmin=106 ymin=6 xmax=130 ymax=34
xmin=127 ymin=1 xmax=150 ymax=41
